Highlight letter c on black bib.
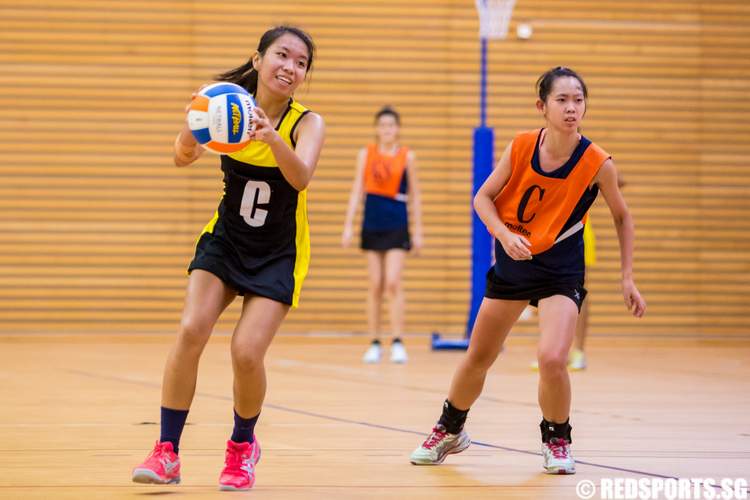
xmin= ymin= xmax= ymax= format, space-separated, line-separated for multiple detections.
xmin=517 ymin=185 xmax=545 ymax=224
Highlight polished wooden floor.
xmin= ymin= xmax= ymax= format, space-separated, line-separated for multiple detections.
xmin=0 ymin=334 xmax=748 ymax=499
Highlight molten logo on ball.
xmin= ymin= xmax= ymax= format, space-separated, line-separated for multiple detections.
xmin=231 ymin=103 xmax=242 ymax=135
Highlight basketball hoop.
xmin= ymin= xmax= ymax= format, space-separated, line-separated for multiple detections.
xmin=475 ymin=0 xmax=517 ymax=40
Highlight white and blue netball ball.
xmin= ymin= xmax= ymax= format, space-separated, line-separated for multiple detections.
xmin=187 ymin=82 xmax=255 ymax=154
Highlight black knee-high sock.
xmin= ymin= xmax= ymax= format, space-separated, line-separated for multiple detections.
xmin=160 ymin=406 xmax=189 ymax=454
xmin=540 ymin=418 xmax=572 ymax=443
xmin=231 ymin=410 xmax=259 ymax=444
xmin=437 ymin=399 xmax=469 ymax=434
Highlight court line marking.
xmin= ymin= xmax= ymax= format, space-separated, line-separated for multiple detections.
xmin=271 ymin=358 xmax=643 ymax=421
xmin=66 ymin=368 xmax=688 ymax=481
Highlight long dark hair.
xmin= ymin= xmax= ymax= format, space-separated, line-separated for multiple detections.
xmin=536 ymin=66 xmax=588 ymax=102
xmin=215 ymin=25 xmax=315 ymax=94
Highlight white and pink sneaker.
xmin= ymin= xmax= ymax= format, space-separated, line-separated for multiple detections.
xmin=542 ymin=437 xmax=576 ymax=474
xmin=410 ymin=425 xmax=471 ymax=465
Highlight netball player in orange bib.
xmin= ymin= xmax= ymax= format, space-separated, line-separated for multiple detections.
xmin=410 ymin=67 xmax=646 ymax=474
xmin=342 ymin=106 xmax=423 ymax=363
xmin=131 ymin=26 xmax=325 ymax=490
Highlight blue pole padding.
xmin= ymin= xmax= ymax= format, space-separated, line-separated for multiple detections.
xmin=467 ymin=126 xmax=494 ymax=336
xmin=432 ymin=126 xmax=495 ymax=351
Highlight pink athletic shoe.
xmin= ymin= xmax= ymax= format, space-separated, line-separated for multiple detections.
xmin=218 ymin=439 xmax=261 ymax=491
xmin=132 ymin=440 xmax=181 ymax=484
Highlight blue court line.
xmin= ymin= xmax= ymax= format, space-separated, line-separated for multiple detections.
xmin=67 ymin=369 xmax=684 ymax=482
xmin=271 ymin=359 xmax=646 ymax=422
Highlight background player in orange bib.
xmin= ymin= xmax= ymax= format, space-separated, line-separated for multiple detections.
xmin=342 ymin=106 xmax=423 ymax=363
xmin=410 ymin=67 xmax=646 ymax=474
xmin=131 ymin=26 xmax=325 ymax=491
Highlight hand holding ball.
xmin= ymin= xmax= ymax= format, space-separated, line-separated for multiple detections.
xmin=187 ymin=82 xmax=256 ymax=154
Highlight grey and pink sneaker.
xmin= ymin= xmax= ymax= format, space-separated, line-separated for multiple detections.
xmin=410 ymin=425 xmax=471 ymax=465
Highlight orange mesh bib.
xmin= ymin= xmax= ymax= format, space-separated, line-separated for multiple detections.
xmin=364 ymin=144 xmax=409 ymax=199
xmin=494 ymin=129 xmax=610 ymax=254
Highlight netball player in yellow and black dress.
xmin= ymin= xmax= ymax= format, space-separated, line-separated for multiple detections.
xmin=342 ymin=107 xmax=423 ymax=364
xmin=131 ymin=26 xmax=325 ymax=491
xmin=410 ymin=67 xmax=646 ymax=474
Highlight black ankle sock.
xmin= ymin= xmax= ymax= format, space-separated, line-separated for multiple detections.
xmin=371 ymin=339 xmax=381 ymax=345
xmin=540 ymin=418 xmax=572 ymax=443
xmin=231 ymin=410 xmax=259 ymax=444
xmin=160 ymin=406 xmax=189 ymax=454
xmin=392 ymin=337 xmax=402 ymax=344
xmin=437 ymin=399 xmax=469 ymax=434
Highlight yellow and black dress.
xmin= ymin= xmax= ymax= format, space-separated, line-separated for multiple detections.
xmin=188 ymin=99 xmax=311 ymax=308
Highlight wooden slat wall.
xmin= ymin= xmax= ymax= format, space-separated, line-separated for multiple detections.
xmin=0 ymin=0 xmax=748 ymax=337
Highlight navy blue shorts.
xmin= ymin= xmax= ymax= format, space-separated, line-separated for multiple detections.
xmin=188 ymin=231 xmax=296 ymax=306
xmin=360 ymin=227 xmax=411 ymax=251
xmin=484 ymin=267 xmax=587 ymax=312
